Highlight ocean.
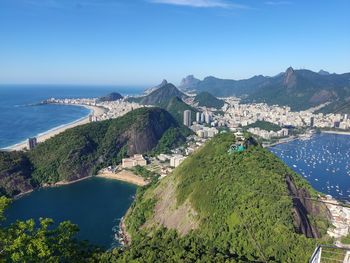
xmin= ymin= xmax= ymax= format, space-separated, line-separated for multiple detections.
xmin=0 ymin=85 xmax=145 ymax=148
xmin=5 ymin=177 xmax=136 ymax=248
xmin=269 ymin=133 xmax=350 ymax=201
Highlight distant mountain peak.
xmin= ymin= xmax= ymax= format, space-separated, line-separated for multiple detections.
xmin=318 ymin=70 xmax=330 ymax=75
xmin=283 ymin=67 xmax=297 ymax=88
xmin=139 ymin=82 xmax=187 ymax=105
xmin=159 ymin=79 xmax=168 ymax=87
xmin=179 ymin=75 xmax=200 ymax=91
xmin=286 ymin=66 xmax=295 ymax=74
xmin=144 ymin=79 xmax=168 ymax=95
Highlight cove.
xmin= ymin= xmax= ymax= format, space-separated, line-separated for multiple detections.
xmin=5 ymin=177 xmax=137 ymax=248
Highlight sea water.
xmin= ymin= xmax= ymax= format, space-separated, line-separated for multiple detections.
xmin=0 ymin=85 xmax=144 ymax=148
xmin=5 ymin=177 xmax=136 ymax=248
xmin=269 ymin=133 xmax=350 ymax=201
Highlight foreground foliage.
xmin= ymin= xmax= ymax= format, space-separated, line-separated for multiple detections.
xmin=0 ymin=197 xmax=99 ymax=262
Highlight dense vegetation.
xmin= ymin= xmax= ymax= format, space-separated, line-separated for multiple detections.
xmin=0 ymin=197 xmax=100 ymax=262
xmin=134 ymin=83 xmax=187 ymax=105
xmin=193 ymin=91 xmax=225 ymax=108
xmin=158 ymin=96 xmax=197 ymax=125
xmin=121 ymin=133 xmax=330 ymax=262
xmin=128 ymin=82 xmax=197 ymax=125
xmin=0 ymin=151 xmax=34 ymax=197
xmin=0 ymin=108 xmax=189 ymax=197
xmin=341 ymin=234 xmax=350 ymax=245
xmin=0 ymin=132 xmax=333 ymax=262
xmin=97 ymin=92 xmax=123 ymax=102
xmin=151 ymin=127 xmax=190 ymax=154
xmin=244 ymin=120 xmax=282 ymax=132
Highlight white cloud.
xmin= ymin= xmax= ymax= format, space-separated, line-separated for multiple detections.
xmin=265 ymin=1 xmax=291 ymax=5
xmin=149 ymin=0 xmax=247 ymax=9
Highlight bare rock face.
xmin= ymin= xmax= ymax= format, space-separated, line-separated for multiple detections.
xmin=179 ymin=75 xmax=201 ymax=91
xmin=116 ymin=108 xmax=178 ymax=155
xmin=283 ymin=67 xmax=297 ymax=89
xmin=285 ymin=175 xmax=331 ymax=238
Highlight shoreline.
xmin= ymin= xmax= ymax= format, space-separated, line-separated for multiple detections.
xmin=263 ymin=136 xmax=299 ymax=148
xmin=97 ymin=170 xmax=147 ymax=187
xmin=14 ymin=175 xmax=93 ymax=200
xmin=321 ymin=130 xmax=350 ymax=136
xmin=2 ymin=104 xmax=105 ymax=152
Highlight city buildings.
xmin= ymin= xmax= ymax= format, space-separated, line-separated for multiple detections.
xmin=170 ymin=155 xmax=186 ymax=168
xmin=183 ymin=110 xmax=192 ymax=127
xmin=122 ymin=154 xmax=147 ymax=168
xmin=27 ymin=137 xmax=37 ymax=150
xmin=196 ymin=112 xmax=201 ymax=123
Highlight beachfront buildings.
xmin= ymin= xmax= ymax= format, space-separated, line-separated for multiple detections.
xmin=27 ymin=137 xmax=37 ymax=150
xmin=184 ymin=110 xmax=192 ymax=127
xmin=122 ymin=154 xmax=147 ymax=168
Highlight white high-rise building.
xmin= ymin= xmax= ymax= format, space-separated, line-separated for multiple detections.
xmin=204 ymin=112 xmax=211 ymax=124
xmin=183 ymin=110 xmax=192 ymax=127
xmin=196 ymin=112 xmax=201 ymax=123
xmin=200 ymin=112 xmax=205 ymax=123
xmin=27 ymin=137 xmax=37 ymax=150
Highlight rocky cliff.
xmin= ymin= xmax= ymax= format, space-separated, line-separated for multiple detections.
xmin=0 ymin=108 xmax=185 ymax=197
xmin=286 ymin=174 xmax=331 ymax=238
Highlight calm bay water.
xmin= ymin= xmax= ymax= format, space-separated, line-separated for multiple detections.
xmin=0 ymin=85 xmax=144 ymax=148
xmin=5 ymin=177 xmax=137 ymax=248
xmin=270 ymin=133 xmax=350 ymax=201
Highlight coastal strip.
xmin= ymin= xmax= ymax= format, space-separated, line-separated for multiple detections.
xmin=4 ymin=104 xmax=105 ymax=152
xmin=321 ymin=130 xmax=350 ymax=136
xmin=14 ymin=176 xmax=93 ymax=200
xmin=97 ymin=170 xmax=147 ymax=186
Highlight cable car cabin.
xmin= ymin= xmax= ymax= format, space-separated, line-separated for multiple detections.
xmin=228 ymin=143 xmax=246 ymax=154
xmin=228 ymin=137 xmax=258 ymax=154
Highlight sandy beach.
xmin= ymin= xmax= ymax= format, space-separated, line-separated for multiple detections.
xmin=97 ymin=170 xmax=147 ymax=186
xmin=4 ymin=104 xmax=105 ymax=152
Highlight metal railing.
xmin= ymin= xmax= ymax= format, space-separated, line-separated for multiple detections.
xmin=310 ymin=245 xmax=350 ymax=263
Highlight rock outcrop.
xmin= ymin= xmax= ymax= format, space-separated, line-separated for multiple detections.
xmin=286 ymin=174 xmax=331 ymax=238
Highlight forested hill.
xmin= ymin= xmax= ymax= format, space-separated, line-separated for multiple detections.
xmin=97 ymin=92 xmax=123 ymax=102
xmin=118 ymin=133 xmax=330 ymax=262
xmin=0 ymin=133 xmax=332 ymax=262
xmin=0 ymin=107 xmax=189 ymax=197
xmin=132 ymin=83 xmax=187 ymax=105
xmin=193 ymin=91 xmax=225 ymax=108
xmin=158 ymin=96 xmax=197 ymax=125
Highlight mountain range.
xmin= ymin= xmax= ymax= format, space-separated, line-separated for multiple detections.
xmin=179 ymin=68 xmax=350 ymax=112
xmin=129 ymin=82 xmax=196 ymax=124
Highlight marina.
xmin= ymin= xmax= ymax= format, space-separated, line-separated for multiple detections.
xmin=269 ymin=133 xmax=350 ymax=201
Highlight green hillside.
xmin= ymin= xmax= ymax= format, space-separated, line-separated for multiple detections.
xmin=120 ymin=133 xmax=330 ymax=262
xmin=245 ymin=120 xmax=282 ymax=132
xmin=0 ymin=108 xmax=189 ymax=197
xmin=0 ymin=133 xmax=332 ymax=262
xmin=158 ymin=96 xmax=197 ymax=125
xmin=136 ymin=83 xmax=187 ymax=105
xmin=194 ymin=91 xmax=224 ymax=108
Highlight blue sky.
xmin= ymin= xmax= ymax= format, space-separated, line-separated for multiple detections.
xmin=0 ymin=0 xmax=349 ymax=85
